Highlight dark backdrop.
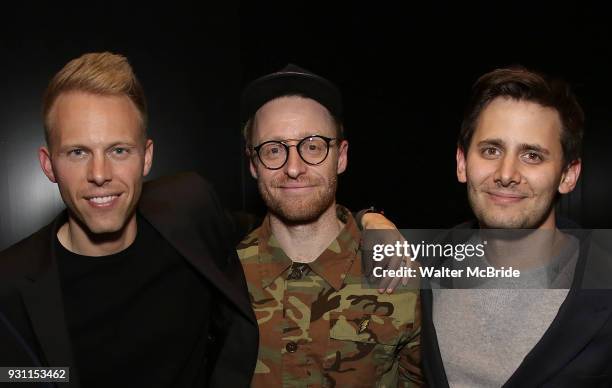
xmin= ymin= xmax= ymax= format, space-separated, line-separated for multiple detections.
xmin=1 ymin=2 xmax=610 ymax=250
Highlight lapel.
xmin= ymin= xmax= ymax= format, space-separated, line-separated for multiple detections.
xmin=504 ymin=231 xmax=612 ymax=386
xmin=420 ymin=286 xmax=450 ymax=388
xmin=504 ymin=289 xmax=612 ymax=386
xmin=138 ymin=194 xmax=256 ymax=325
xmin=18 ymin=213 xmax=80 ymax=388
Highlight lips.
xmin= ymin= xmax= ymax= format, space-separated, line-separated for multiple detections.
xmin=279 ymin=185 xmax=315 ymax=189
xmin=84 ymin=193 xmax=122 ymax=207
xmin=273 ymin=178 xmax=318 ymax=189
xmin=485 ymin=190 xmax=528 ymax=204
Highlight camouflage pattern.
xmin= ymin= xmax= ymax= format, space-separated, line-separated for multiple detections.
xmin=237 ymin=206 xmax=423 ymax=387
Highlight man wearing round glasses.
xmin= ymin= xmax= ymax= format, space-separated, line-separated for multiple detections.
xmin=238 ymin=64 xmax=422 ymax=387
xmin=253 ymin=134 xmax=338 ymax=170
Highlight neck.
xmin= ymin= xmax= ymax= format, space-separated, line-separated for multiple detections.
xmin=538 ymin=209 xmax=557 ymax=230
xmin=477 ymin=209 xmax=563 ymax=269
xmin=57 ymin=213 xmax=138 ymax=257
xmin=269 ymin=202 xmax=344 ymax=263
xmin=481 ymin=226 xmax=567 ymax=271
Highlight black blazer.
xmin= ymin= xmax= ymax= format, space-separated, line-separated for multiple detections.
xmin=421 ymin=221 xmax=612 ymax=387
xmin=0 ymin=172 xmax=258 ymax=388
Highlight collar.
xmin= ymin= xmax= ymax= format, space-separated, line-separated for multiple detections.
xmin=256 ymin=205 xmax=360 ymax=291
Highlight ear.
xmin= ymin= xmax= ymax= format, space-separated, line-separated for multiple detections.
xmin=558 ymin=159 xmax=581 ymax=194
xmin=39 ymin=146 xmax=57 ymax=183
xmin=336 ymin=140 xmax=348 ymax=174
xmin=456 ymin=146 xmax=467 ymax=183
xmin=247 ymin=147 xmax=258 ymax=179
xmin=143 ymin=139 xmax=154 ymax=176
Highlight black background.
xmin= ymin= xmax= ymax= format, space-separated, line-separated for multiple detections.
xmin=1 ymin=2 xmax=610 ymax=250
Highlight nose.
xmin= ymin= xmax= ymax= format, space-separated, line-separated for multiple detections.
xmin=284 ymin=146 xmax=307 ymax=178
xmin=87 ymin=152 xmax=112 ymax=186
xmin=494 ymin=154 xmax=522 ymax=187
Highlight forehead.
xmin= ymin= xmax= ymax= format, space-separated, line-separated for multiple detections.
xmin=48 ymin=91 xmax=142 ymax=146
xmin=253 ymin=96 xmax=335 ymax=141
xmin=473 ymin=97 xmax=562 ymax=149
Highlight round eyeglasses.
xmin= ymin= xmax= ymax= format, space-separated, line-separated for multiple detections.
xmin=252 ymin=135 xmax=338 ymax=170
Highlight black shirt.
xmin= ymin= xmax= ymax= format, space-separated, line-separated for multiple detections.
xmin=56 ymin=214 xmax=212 ymax=387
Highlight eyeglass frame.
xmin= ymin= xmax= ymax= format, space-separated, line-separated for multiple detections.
xmin=251 ymin=134 xmax=339 ymax=170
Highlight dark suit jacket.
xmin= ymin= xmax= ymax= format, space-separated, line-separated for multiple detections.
xmin=0 ymin=172 xmax=258 ymax=388
xmin=421 ymin=220 xmax=612 ymax=387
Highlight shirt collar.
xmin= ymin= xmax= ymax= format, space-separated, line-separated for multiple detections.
xmin=257 ymin=205 xmax=361 ymax=290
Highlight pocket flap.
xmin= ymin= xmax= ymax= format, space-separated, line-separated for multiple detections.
xmin=329 ymin=310 xmax=403 ymax=346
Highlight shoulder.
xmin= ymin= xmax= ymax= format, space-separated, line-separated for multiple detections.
xmin=0 ymin=222 xmax=54 ymax=284
xmin=139 ymin=172 xmax=235 ymax=269
xmin=139 ymin=172 xmax=231 ymax=235
xmin=141 ymin=171 xmax=218 ymax=209
xmin=237 ymin=228 xmax=261 ymax=263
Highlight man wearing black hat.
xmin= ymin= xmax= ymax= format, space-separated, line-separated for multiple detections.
xmin=237 ymin=65 xmax=423 ymax=387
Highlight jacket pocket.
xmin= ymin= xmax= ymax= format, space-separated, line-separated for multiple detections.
xmin=329 ymin=310 xmax=405 ymax=346
xmin=323 ymin=310 xmax=408 ymax=387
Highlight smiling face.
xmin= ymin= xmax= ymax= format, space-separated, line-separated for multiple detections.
xmin=456 ymin=97 xmax=581 ymax=229
xmin=249 ymin=96 xmax=348 ymax=223
xmin=39 ymin=91 xmax=153 ymax=235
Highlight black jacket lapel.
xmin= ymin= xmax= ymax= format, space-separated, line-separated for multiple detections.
xmin=504 ymin=230 xmax=612 ymax=386
xmin=504 ymin=288 xmax=612 ymax=386
xmin=144 ymin=207 xmax=256 ymax=323
xmin=18 ymin=214 xmax=80 ymax=387
xmin=138 ymin=174 xmax=256 ymax=325
xmin=421 ymin=286 xmax=450 ymax=388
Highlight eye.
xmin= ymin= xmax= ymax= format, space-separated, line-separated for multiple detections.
xmin=67 ymin=148 xmax=87 ymax=158
xmin=480 ymin=147 xmax=500 ymax=159
xmin=261 ymin=143 xmax=284 ymax=159
xmin=522 ymin=152 xmax=543 ymax=164
xmin=110 ymin=147 xmax=132 ymax=159
xmin=301 ymin=138 xmax=326 ymax=155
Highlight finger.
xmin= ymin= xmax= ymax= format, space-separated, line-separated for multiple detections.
xmin=401 ymin=270 xmax=409 ymax=287
xmin=377 ymin=255 xmax=403 ymax=292
xmin=386 ymin=275 xmax=402 ymax=294
xmin=378 ymin=275 xmax=392 ymax=293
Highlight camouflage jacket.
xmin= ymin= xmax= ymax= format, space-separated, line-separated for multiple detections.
xmin=237 ymin=206 xmax=423 ymax=388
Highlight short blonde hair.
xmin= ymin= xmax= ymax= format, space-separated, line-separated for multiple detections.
xmin=43 ymin=52 xmax=147 ymax=144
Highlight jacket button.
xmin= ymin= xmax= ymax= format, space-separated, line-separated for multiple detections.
xmin=288 ymin=267 xmax=303 ymax=280
xmin=286 ymin=341 xmax=298 ymax=353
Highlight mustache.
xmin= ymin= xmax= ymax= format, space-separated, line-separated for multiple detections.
xmin=270 ymin=176 xmax=321 ymax=187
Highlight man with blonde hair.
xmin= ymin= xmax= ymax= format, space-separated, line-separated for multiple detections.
xmin=0 ymin=52 xmax=258 ymax=387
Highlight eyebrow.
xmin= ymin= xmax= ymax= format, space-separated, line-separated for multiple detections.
xmin=476 ymin=138 xmax=505 ymax=148
xmin=260 ymin=133 xmax=324 ymax=142
xmin=517 ymin=142 xmax=550 ymax=155
xmin=58 ymin=142 xmax=138 ymax=152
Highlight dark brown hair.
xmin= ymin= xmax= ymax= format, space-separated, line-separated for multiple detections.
xmin=459 ymin=67 xmax=584 ymax=166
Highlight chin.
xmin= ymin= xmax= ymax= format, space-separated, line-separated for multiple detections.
xmin=78 ymin=213 xmax=127 ymax=234
xmin=85 ymin=222 xmax=125 ymax=235
xmin=478 ymin=211 xmax=542 ymax=229
xmin=269 ymin=197 xmax=334 ymax=224
xmin=481 ymin=218 xmax=525 ymax=229
xmin=274 ymin=206 xmax=322 ymax=224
